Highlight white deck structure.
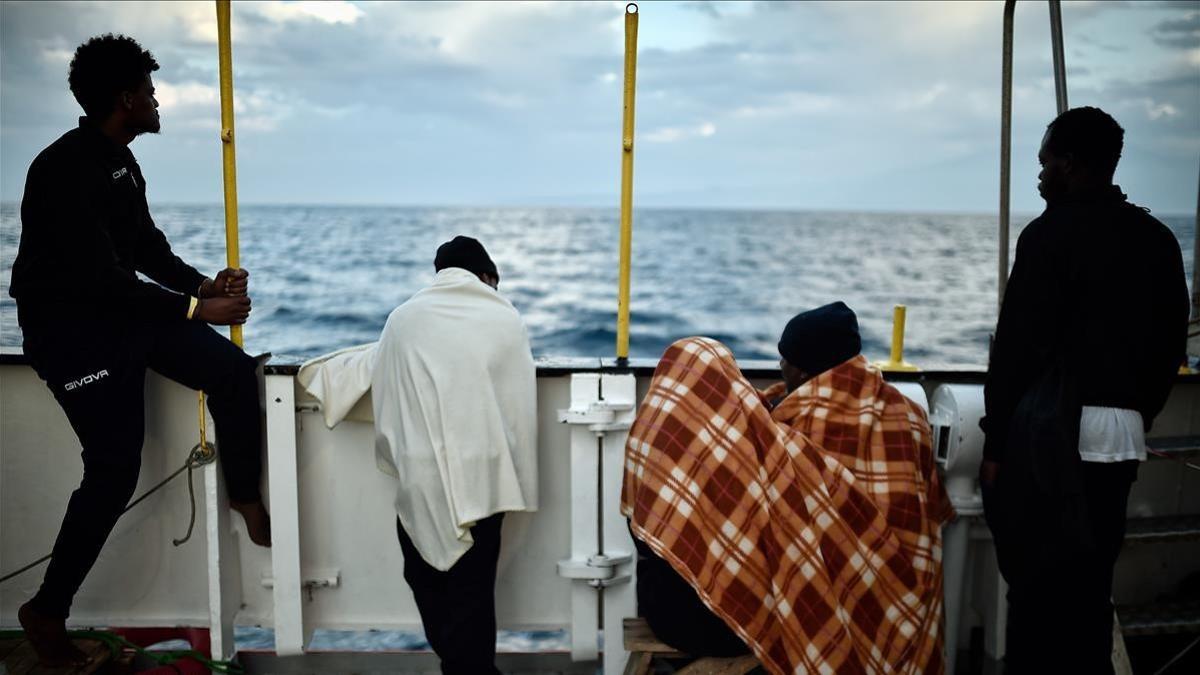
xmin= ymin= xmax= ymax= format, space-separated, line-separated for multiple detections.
xmin=3 ymin=353 xmax=1198 ymax=673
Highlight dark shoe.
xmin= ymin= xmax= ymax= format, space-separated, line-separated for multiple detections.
xmin=17 ymin=600 xmax=91 ymax=667
xmin=231 ymin=499 xmax=272 ymax=547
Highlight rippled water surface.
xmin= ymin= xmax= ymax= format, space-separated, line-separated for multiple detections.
xmin=1 ymin=204 xmax=1193 ymax=368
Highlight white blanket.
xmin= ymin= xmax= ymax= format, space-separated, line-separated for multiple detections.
xmin=300 ymin=268 xmax=538 ymax=570
xmin=297 ymin=343 xmax=378 ymax=428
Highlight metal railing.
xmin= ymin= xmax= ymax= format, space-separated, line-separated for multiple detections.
xmin=998 ymin=0 xmax=1016 ymax=307
xmin=1048 ymin=0 xmax=1069 ymax=115
xmin=1194 ymin=157 xmax=1200 ymax=322
xmin=999 ymin=0 xmax=1070 ymax=309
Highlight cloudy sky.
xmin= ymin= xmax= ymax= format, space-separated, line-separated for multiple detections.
xmin=1 ymin=1 xmax=1197 ymax=213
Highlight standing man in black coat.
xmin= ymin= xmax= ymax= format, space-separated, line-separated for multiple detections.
xmin=10 ymin=34 xmax=272 ymax=667
xmin=980 ymin=107 xmax=1189 ymax=674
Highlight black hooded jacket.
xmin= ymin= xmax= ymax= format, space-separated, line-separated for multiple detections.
xmin=982 ymin=185 xmax=1189 ymax=462
xmin=9 ymin=118 xmax=205 ymax=326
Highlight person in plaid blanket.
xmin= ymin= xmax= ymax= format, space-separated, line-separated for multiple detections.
xmin=622 ymin=302 xmax=953 ymax=674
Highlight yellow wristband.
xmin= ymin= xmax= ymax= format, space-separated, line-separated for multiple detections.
xmin=187 ymin=296 xmax=200 ymax=320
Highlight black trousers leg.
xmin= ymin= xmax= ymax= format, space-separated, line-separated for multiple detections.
xmin=990 ymin=461 xmax=1137 ymax=674
xmin=396 ymin=513 xmax=505 ymax=675
xmin=145 ymin=321 xmax=262 ymax=503
xmin=24 ymin=326 xmax=147 ymax=619
xmin=632 ymin=526 xmax=750 ymax=657
xmin=1066 ymin=461 xmax=1138 ymax=673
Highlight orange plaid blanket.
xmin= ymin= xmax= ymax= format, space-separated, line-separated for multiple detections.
xmin=621 ymin=338 xmax=953 ymax=674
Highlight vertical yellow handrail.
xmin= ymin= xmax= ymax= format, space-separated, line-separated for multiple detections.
xmin=198 ymin=0 xmax=243 ymax=451
xmin=216 ymin=0 xmax=243 ymax=348
xmin=616 ymin=3 xmax=638 ymax=365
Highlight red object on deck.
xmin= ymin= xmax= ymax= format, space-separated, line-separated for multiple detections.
xmin=108 ymin=626 xmax=213 ymax=675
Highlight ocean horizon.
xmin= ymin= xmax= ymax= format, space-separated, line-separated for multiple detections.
xmin=2 ymin=203 xmax=1194 ymax=369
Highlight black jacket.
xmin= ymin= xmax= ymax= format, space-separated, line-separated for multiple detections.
xmin=9 ymin=118 xmax=205 ymax=325
xmin=982 ymin=185 xmax=1189 ymax=462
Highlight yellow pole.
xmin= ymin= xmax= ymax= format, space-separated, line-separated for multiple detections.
xmin=216 ymin=0 xmax=243 ymax=348
xmin=616 ymin=3 xmax=638 ymax=364
xmin=874 ymin=304 xmax=919 ymax=372
xmin=890 ymin=305 xmax=907 ymax=364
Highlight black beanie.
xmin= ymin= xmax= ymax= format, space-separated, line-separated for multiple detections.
xmin=778 ymin=301 xmax=861 ymax=376
xmin=434 ymin=235 xmax=498 ymax=280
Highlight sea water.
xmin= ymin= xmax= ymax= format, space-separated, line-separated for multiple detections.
xmin=1 ymin=203 xmax=1193 ymax=368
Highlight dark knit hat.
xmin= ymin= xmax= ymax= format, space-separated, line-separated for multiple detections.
xmin=778 ymin=301 xmax=861 ymax=376
xmin=434 ymin=236 xmax=498 ymax=280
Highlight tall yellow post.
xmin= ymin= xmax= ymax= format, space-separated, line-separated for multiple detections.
xmin=216 ymin=0 xmax=243 ymax=347
xmin=874 ymin=305 xmax=919 ymax=372
xmin=616 ymin=3 xmax=638 ymax=364
xmin=890 ymin=305 xmax=907 ymax=364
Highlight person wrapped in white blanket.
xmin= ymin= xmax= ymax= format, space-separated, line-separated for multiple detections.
xmin=302 ymin=236 xmax=537 ymax=674
xmin=381 ymin=236 xmax=537 ymax=674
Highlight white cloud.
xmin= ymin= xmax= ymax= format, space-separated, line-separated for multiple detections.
xmin=310 ymin=103 xmax=364 ymax=118
xmin=645 ymin=121 xmax=716 ymax=143
xmin=896 ymin=82 xmax=949 ymax=111
xmin=153 ymin=80 xmax=293 ymax=132
xmin=733 ymin=92 xmax=836 ymax=118
xmin=234 ymin=89 xmax=292 ymax=132
xmin=177 ymin=2 xmax=220 ymax=44
xmin=155 ymin=81 xmax=219 ymax=110
xmin=820 ymin=0 xmax=994 ymax=51
xmin=379 ymin=1 xmax=613 ymax=67
xmin=1 ymin=1 xmax=1195 ymax=213
xmin=477 ymin=89 xmax=528 ymax=109
xmin=39 ymin=47 xmax=73 ymax=65
xmin=253 ymin=1 xmax=365 ymax=26
xmin=1142 ymin=99 xmax=1180 ymax=120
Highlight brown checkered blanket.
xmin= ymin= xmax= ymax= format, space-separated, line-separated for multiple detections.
xmin=621 ymin=338 xmax=953 ymax=674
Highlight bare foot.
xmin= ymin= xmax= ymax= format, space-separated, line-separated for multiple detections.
xmin=18 ymin=600 xmax=91 ymax=667
xmin=231 ymin=499 xmax=272 ymax=547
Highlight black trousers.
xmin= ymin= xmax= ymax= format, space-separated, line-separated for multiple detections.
xmin=984 ymin=460 xmax=1138 ymax=675
xmin=631 ymin=523 xmax=749 ymax=657
xmin=396 ymin=513 xmax=504 ymax=675
xmin=21 ymin=315 xmax=263 ymax=619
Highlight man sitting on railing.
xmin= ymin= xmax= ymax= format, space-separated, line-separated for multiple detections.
xmin=621 ymin=303 xmax=953 ymax=674
xmin=10 ymin=35 xmax=271 ymax=668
